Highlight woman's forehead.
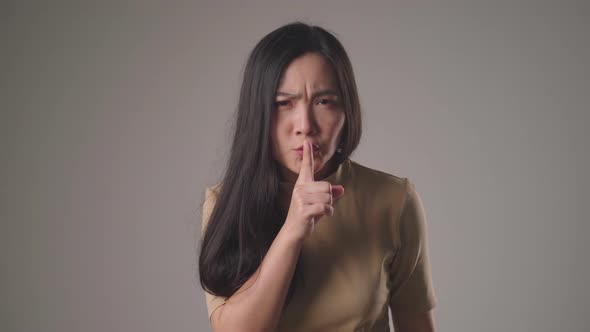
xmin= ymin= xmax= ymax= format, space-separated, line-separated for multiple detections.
xmin=276 ymin=53 xmax=338 ymax=93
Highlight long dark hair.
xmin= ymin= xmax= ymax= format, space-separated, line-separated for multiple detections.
xmin=198 ymin=21 xmax=362 ymax=307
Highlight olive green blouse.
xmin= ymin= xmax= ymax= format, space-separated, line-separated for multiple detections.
xmin=201 ymin=158 xmax=436 ymax=331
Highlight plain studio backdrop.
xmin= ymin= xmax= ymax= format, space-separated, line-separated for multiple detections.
xmin=2 ymin=0 xmax=589 ymax=331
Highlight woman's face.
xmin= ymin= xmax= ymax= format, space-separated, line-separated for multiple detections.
xmin=271 ymin=52 xmax=346 ymax=182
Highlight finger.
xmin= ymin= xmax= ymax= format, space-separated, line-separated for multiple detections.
xmin=298 ymin=181 xmax=332 ymax=194
xmin=296 ymin=139 xmax=314 ymax=184
xmin=306 ymin=203 xmax=334 ymax=219
xmin=331 ymin=185 xmax=345 ymax=200
xmin=301 ymin=192 xmax=332 ymax=205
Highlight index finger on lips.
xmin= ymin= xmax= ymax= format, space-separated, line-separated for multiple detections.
xmin=296 ymin=139 xmax=314 ymax=184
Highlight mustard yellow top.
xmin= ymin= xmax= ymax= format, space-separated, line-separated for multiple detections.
xmin=201 ymin=158 xmax=436 ymax=331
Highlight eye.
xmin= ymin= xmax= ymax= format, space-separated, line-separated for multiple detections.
xmin=316 ymin=98 xmax=334 ymax=106
xmin=275 ymin=100 xmax=291 ymax=108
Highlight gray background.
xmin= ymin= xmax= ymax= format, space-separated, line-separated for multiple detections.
xmin=2 ymin=0 xmax=589 ymax=331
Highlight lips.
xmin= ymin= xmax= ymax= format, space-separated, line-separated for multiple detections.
xmin=294 ymin=143 xmax=320 ymax=158
xmin=294 ymin=143 xmax=320 ymax=151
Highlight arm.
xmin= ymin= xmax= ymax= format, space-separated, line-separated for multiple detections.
xmin=389 ymin=178 xmax=437 ymax=332
xmin=210 ymin=226 xmax=303 ymax=332
xmin=205 ymin=140 xmax=337 ymax=331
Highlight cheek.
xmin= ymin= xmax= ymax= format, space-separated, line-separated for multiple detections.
xmin=318 ymin=112 xmax=345 ymax=140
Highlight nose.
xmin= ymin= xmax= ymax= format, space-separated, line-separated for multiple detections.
xmin=295 ymin=104 xmax=317 ymax=136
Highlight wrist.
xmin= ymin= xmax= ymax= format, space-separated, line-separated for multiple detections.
xmin=279 ymin=220 xmax=307 ymax=246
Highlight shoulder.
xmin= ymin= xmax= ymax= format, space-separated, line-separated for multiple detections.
xmin=201 ymin=182 xmax=223 ymax=234
xmin=206 ymin=182 xmax=222 ymax=197
xmin=348 ymin=159 xmax=404 ymax=180
xmin=203 ymin=182 xmax=222 ymax=211
xmin=345 ymin=159 xmax=417 ymax=223
xmin=347 ymin=159 xmax=410 ymax=197
xmin=346 ymin=160 xmax=423 ymax=246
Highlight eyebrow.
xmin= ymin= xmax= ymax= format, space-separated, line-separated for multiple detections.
xmin=276 ymin=89 xmax=340 ymax=99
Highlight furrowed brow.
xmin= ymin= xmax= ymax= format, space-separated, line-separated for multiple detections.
xmin=311 ymin=89 xmax=339 ymax=99
xmin=276 ymin=89 xmax=339 ymax=99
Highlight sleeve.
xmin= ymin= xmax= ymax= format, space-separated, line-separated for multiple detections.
xmin=201 ymin=185 xmax=228 ymax=320
xmin=388 ymin=178 xmax=437 ymax=312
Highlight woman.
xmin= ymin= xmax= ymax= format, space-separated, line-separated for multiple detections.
xmin=199 ymin=22 xmax=437 ymax=331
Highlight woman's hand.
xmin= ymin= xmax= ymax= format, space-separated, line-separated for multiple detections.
xmin=283 ymin=139 xmax=345 ymax=242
